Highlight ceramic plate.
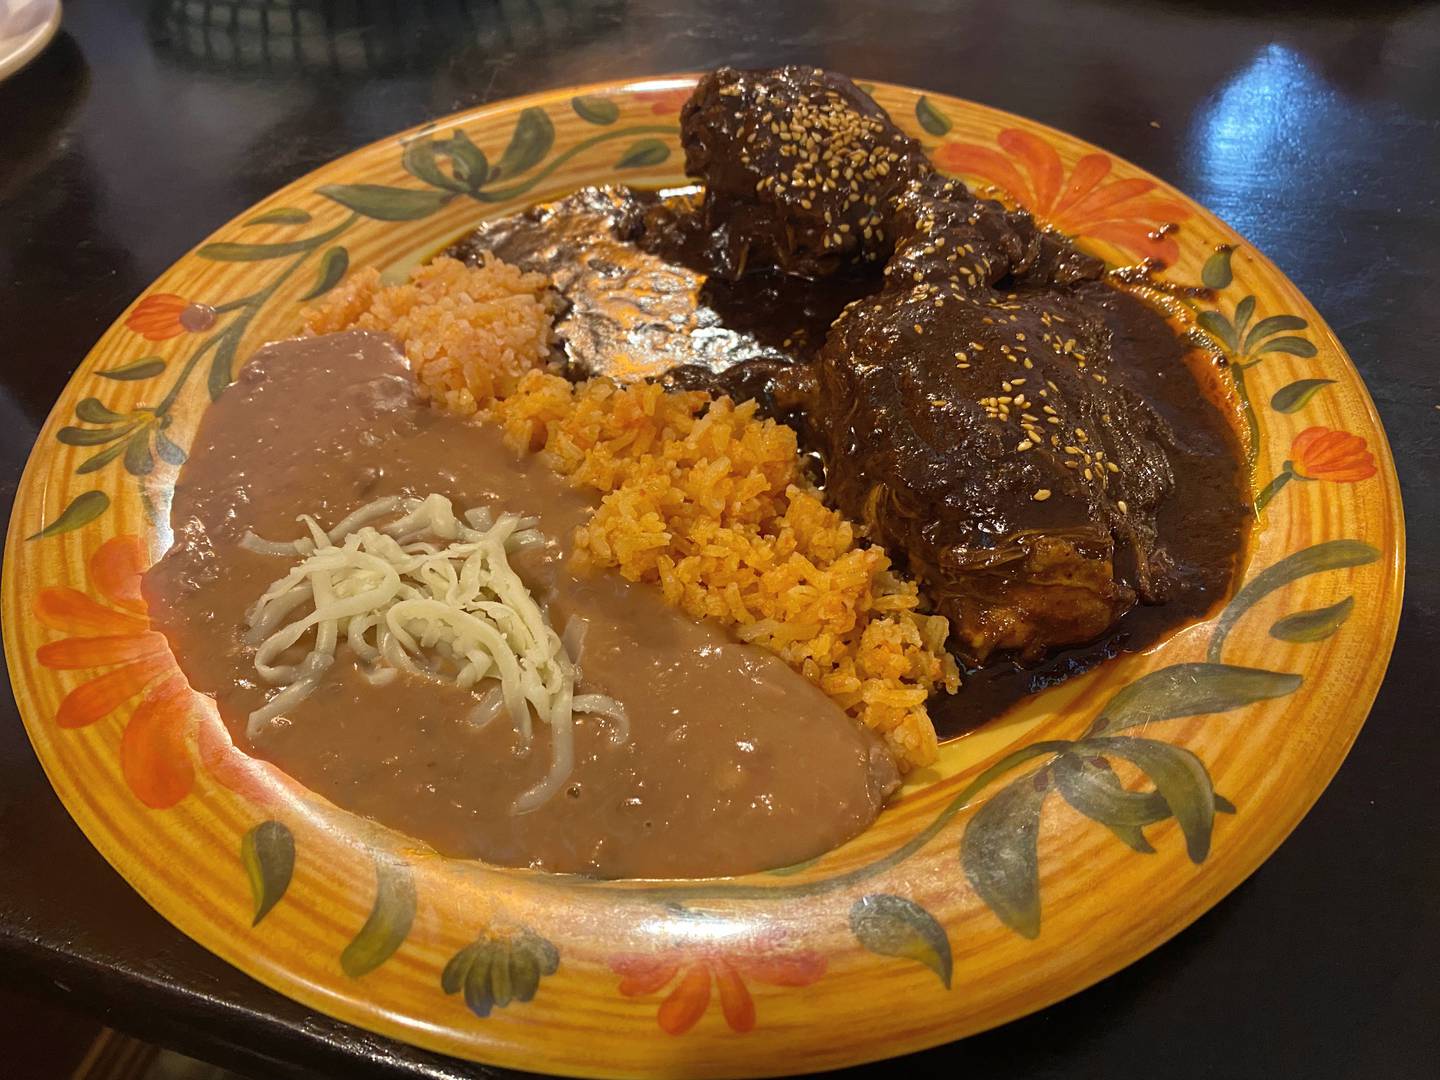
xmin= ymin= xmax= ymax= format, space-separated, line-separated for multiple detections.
xmin=0 ymin=0 xmax=61 ymax=82
xmin=2 ymin=76 xmax=1404 ymax=1077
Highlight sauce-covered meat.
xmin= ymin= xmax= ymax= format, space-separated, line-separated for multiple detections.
xmin=680 ymin=66 xmax=927 ymax=277
xmin=815 ymin=175 xmax=1187 ymax=662
xmin=143 ymin=331 xmax=897 ymax=878
xmin=675 ymin=67 xmax=1249 ymax=665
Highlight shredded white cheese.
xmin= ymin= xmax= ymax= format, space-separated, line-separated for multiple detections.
xmin=241 ymin=493 xmax=626 ymax=813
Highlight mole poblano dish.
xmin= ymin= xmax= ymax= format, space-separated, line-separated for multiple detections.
xmin=139 ymin=67 xmax=1250 ymax=880
xmin=8 ymin=66 xmax=1402 ymax=1072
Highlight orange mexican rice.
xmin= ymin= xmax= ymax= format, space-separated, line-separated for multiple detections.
xmin=303 ymin=256 xmax=958 ymax=769
xmin=303 ymin=255 xmax=556 ymax=415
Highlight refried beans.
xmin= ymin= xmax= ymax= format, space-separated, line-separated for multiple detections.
xmin=143 ymin=330 xmax=898 ymax=879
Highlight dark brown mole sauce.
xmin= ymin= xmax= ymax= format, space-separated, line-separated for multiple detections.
xmin=930 ymin=282 xmax=1249 ymax=735
xmin=450 ymin=188 xmax=1250 ymax=740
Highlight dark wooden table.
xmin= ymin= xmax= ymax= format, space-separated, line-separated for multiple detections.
xmin=3 ymin=2 xmax=1437 ymax=1077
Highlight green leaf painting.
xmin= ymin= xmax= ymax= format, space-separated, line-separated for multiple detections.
xmin=58 ymin=425 xmax=131 ymax=446
xmin=1233 ymin=295 xmax=1256 ymax=339
xmin=199 ymin=237 xmax=338 ymax=262
xmin=154 ymin=429 xmax=188 ymax=467
xmin=27 ymin=490 xmax=110 ymax=540
xmin=1196 ymin=309 xmax=1237 ymax=352
xmin=1201 ymin=247 xmax=1233 ymax=289
xmin=246 ymin=207 xmax=312 ymax=226
xmin=341 ymin=857 xmax=417 ymax=977
xmin=441 ymin=131 xmax=490 ymax=190
xmin=1244 ymin=315 xmax=1306 ymax=352
xmin=1197 ymin=295 xmax=1310 ymax=365
xmin=616 ymin=138 xmax=670 ymax=169
xmin=75 ymin=397 xmax=126 ymax=424
xmin=1271 ymin=378 xmax=1335 ymax=414
xmin=572 ymin=94 xmax=620 ymax=125
xmin=1208 ymin=540 xmax=1378 ymax=661
xmin=1081 ymin=737 xmax=1216 ymax=862
xmin=401 ymin=139 xmax=467 ymax=193
xmin=442 ymin=930 xmax=560 ymax=1017
xmin=403 ymin=131 xmax=489 ymax=193
xmin=1051 ymin=753 xmax=1167 ymax=854
xmin=122 ymin=433 xmax=154 ymax=476
xmin=915 ymin=96 xmax=951 ymax=136
xmin=317 ymin=183 xmax=456 ymax=221
xmin=849 ymin=894 xmax=953 ymax=988
xmin=76 ymin=440 xmax=131 ymax=474
xmin=1254 ymin=335 xmax=1317 ymax=358
xmin=300 ymin=246 xmax=350 ymax=301
xmin=493 ymin=107 xmax=555 ymax=181
xmin=98 ymin=357 xmax=166 ymax=381
xmin=1087 ymin=663 xmax=1301 ymax=736
xmin=1270 ymin=596 xmax=1354 ymax=643
xmin=207 ymin=323 xmax=244 ymax=401
xmin=403 ymin=141 xmax=463 ymax=193
xmin=962 ymin=772 xmax=1048 ymax=939
xmin=241 ymin=820 xmax=295 ymax=926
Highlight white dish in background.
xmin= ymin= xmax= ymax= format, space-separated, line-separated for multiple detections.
xmin=0 ymin=0 xmax=60 ymax=82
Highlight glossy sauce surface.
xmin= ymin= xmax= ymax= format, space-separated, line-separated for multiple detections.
xmin=143 ymin=330 xmax=896 ymax=878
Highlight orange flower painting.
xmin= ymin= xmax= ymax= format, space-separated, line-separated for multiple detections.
xmin=1255 ymin=426 xmax=1377 ymax=511
xmin=611 ymin=942 xmax=826 ymax=1034
xmin=934 ymin=129 xmax=1191 ymax=264
xmin=1289 ymin=426 xmax=1376 ymax=483
xmin=125 ymin=293 xmax=215 ymax=341
xmin=634 ymin=87 xmax=692 ymax=116
xmin=32 ymin=535 xmax=290 ymax=808
xmin=124 ymin=294 xmax=191 ymax=340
